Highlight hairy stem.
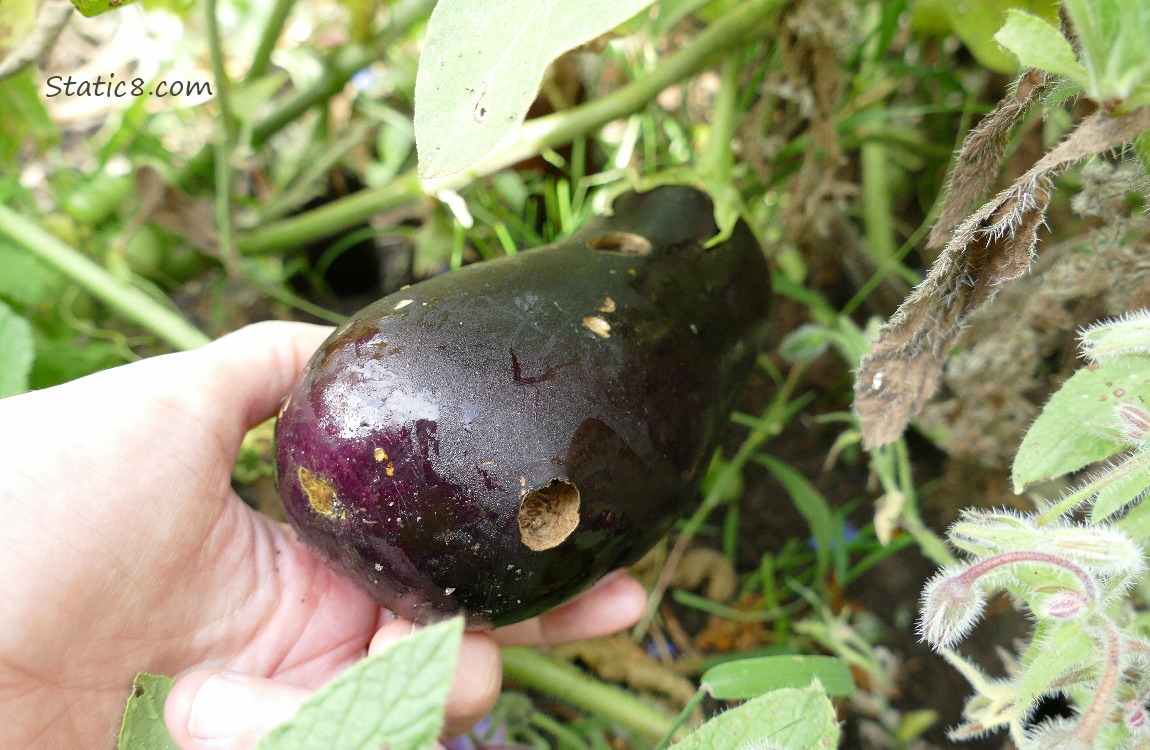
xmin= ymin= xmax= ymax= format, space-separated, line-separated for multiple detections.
xmin=0 ymin=205 xmax=209 ymax=350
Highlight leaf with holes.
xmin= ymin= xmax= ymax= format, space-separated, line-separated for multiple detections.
xmin=414 ymin=0 xmax=656 ymax=179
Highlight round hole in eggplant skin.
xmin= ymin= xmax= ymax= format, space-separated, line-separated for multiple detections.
xmin=587 ymin=231 xmax=652 ymax=255
xmin=518 ymin=478 xmax=581 ymax=551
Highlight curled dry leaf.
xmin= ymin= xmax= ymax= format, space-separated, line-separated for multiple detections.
xmin=855 ymin=107 xmax=1150 ymax=448
xmin=928 ymin=69 xmax=1050 ymax=250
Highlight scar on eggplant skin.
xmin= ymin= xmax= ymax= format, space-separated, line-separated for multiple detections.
xmin=587 ymin=232 xmax=652 ymax=256
xmin=297 ymin=466 xmax=344 ymax=518
xmin=509 ymin=348 xmax=574 ymax=384
xmin=518 ymin=479 xmax=580 ymax=551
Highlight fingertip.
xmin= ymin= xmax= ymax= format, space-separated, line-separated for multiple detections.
xmin=165 ymin=670 xmax=309 ymax=750
xmin=494 ymin=569 xmax=648 ymax=647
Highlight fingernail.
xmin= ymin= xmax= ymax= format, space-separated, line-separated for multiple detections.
xmin=188 ymin=673 xmax=253 ymax=741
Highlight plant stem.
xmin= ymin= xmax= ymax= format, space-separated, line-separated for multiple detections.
xmin=247 ymin=0 xmax=296 ymax=80
xmin=236 ymin=0 xmax=784 ymax=255
xmin=651 ymin=688 xmax=707 ymax=750
xmin=500 ymin=647 xmax=679 ymax=744
xmin=0 ymin=205 xmax=209 ymax=350
xmin=178 ymin=0 xmax=436 ymax=189
xmin=235 ymin=169 xmax=425 ymax=255
xmin=204 ymin=0 xmax=237 ymax=266
xmin=697 ymin=55 xmax=740 ymax=181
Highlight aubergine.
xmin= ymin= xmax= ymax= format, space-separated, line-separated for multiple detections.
xmin=274 ymin=186 xmax=770 ymax=628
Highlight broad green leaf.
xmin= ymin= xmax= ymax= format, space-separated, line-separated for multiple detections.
xmin=1015 ymin=621 xmax=1092 ymax=712
xmin=256 ymin=618 xmax=463 ymax=750
xmin=0 ymin=300 xmax=34 ymax=398
xmin=1012 ymin=357 xmax=1150 ymax=491
xmin=674 ymin=684 xmax=839 ymax=750
xmin=29 ymin=336 xmax=126 ymax=390
xmin=1118 ymin=491 xmax=1150 ymax=542
xmin=415 ymin=0 xmax=656 ymax=179
xmin=0 ymin=70 xmax=58 ymax=166
xmin=702 ymin=655 xmax=854 ymax=699
xmin=118 ymin=673 xmax=179 ymax=750
xmin=994 ymin=10 xmax=1087 ymax=82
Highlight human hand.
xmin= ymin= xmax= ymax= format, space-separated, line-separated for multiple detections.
xmin=0 ymin=321 xmax=647 ymax=750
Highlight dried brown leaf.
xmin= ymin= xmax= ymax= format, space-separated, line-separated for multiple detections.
xmin=928 ymin=69 xmax=1050 ymax=249
xmin=855 ymin=107 xmax=1150 ymax=449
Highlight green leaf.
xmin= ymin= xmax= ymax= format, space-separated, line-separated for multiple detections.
xmin=674 ymin=685 xmax=839 ymax=750
xmin=1012 ymin=357 xmax=1150 ymax=491
xmin=1090 ymin=451 xmax=1150 ymax=523
xmin=118 ymin=673 xmax=179 ymax=750
xmin=414 ymin=0 xmax=657 ymax=179
xmin=702 ymin=655 xmax=854 ymax=699
xmin=0 ymin=300 xmax=34 ymax=399
xmin=1015 ymin=620 xmax=1092 ymax=712
xmin=994 ymin=10 xmax=1087 ymax=82
xmin=1063 ymin=0 xmax=1150 ymax=104
xmin=256 ymin=618 xmax=464 ymax=750
xmin=757 ymin=455 xmax=836 ymax=561
xmin=0 ymin=240 xmax=62 ymax=308
xmin=945 ymin=0 xmax=1059 ymax=74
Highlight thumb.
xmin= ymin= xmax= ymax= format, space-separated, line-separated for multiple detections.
xmin=165 ymin=670 xmax=309 ymax=750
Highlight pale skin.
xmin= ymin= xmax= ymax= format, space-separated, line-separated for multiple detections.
xmin=0 ymin=321 xmax=647 ymax=750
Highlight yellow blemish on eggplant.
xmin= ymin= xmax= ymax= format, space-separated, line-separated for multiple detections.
xmin=298 ymin=466 xmax=342 ymax=518
xmin=598 ymin=297 xmax=616 ymax=313
xmin=374 ymin=448 xmax=387 ymax=462
xmin=386 ymin=463 xmax=395 ymax=477
xmin=583 ymin=316 xmax=611 ymax=339
xmin=394 ymin=299 xmax=414 ymax=310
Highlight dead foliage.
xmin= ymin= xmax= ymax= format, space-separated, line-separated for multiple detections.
xmin=854 ymin=104 xmax=1150 ymax=448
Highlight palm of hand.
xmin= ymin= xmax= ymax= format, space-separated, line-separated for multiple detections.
xmin=0 ymin=324 xmax=384 ymax=747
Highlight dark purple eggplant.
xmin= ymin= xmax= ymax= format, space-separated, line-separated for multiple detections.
xmin=274 ymin=186 xmax=770 ymax=628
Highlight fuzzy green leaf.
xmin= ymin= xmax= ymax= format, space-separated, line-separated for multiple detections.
xmin=994 ymin=10 xmax=1087 ymax=82
xmin=1012 ymin=358 xmax=1150 ymax=491
xmin=1090 ymin=452 xmax=1150 ymax=523
xmin=675 ymin=684 xmax=839 ymax=750
xmin=118 ymin=673 xmax=179 ymax=750
xmin=256 ymin=618 xmax=463 ymax=750
xmin=0 ymin=300 xmax=34 ymax=399
xmin=1063 ymin=0 xmax=1150 ymax=105
xmin=1015 ymin=621 xmax=1093 ymax=712
xmin=414 ymin=0 xmax=656 ymax=179
xmin=702 ymin=655 xmax=854 ymax=699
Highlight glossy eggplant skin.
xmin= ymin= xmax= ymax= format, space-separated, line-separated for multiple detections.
xmin=274 ymin=186 xmax=770 ymax=628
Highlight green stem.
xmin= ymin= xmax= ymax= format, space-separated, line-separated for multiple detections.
xmin=235 ymin=170 xmax=424 ymax=255
xmin=178 ymin=0 xmax=435 ymax=189
xmin=501 ymin=647 xmax=679 ymax=744
xmin=247 ymin=0 xmax=296 ymax=80
xmin=652 ymin=688 xmax=706 ymax=750
xmin=697 ymin=55 xmax=740 ymax=181
xmin=860 ymin=129 xmax=895 ymax=263
xmin=0 ymin=205 xmax=209 ymax=350
xmin=205 ymin=0 xmax=237 ymax=265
